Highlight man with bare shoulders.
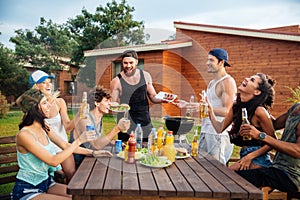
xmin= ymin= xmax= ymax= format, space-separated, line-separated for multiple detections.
xmin=200 ymin=48 xmax=237 ymax=165
xmin=176 ymin=48 xmax=237 ymax=165
xmin=110 ymin=50 xmax=166 ymax=142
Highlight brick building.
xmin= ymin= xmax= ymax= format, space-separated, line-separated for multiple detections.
xmin=82 ymin=22 xmax=300 ymax=118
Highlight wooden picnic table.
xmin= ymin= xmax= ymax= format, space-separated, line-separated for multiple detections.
xmin=67 ymin=143 xmax=263 ymax=200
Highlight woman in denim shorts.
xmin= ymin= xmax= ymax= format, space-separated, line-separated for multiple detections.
xmin=12 ymin=88 xmax=111 ymax=199
xmin=209 ymin=73 xmax=276 ymax=170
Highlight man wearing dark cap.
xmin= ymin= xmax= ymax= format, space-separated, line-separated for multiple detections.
xmin=199 ymin=48 xmax=237 ymax=165
xmin=110 ymin=50 xmax=166 ymax=142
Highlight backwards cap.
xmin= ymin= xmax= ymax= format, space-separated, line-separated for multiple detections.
xmin=209 ymin=48 xmax=231 ymax=67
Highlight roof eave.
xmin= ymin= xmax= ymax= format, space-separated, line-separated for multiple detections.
xmin=84 ymin=41 xmax=192 ymax=57
xmin=174 ymin=23 xmax=300 ymax=42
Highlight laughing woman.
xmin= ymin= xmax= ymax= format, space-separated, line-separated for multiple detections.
xmin=209 ymin=73 xmax=277 ymax=170
xmin=12 ymin=89 xmax=111 ymax=200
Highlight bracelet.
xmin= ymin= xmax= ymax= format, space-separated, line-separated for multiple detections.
xmin=92 ymin=150 xmax=94 ymax=156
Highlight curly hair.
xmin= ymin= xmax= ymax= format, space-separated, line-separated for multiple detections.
xmin=87 ymin=86 xmax=111 ymax=110
xmin=228 ymin=73 xmax=276 ymax=143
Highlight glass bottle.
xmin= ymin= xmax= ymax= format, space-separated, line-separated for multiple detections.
xmin=200 ymin=90 xmax=208 ymax=119
xmin=242 ymin=108 xmax=252 ymax=140
xmin=191 ymin=129 xmax=199 ymax=156
xmin=79 ymin=91 xmax=89 ymax=119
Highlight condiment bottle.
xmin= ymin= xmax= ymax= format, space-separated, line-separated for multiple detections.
xmin=127 ymin=132 xmax=136 ymax=163
xmin=163 ymin=131 xmax=176 ymax=162
xmin=157 ymin=125 xmax=164 ymax=155
xmin=124 ymin=142 xmax=129 ymax=162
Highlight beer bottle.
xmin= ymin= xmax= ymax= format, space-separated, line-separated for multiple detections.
xmin=200 ymin=90 xmax=208 ymax=118
xmin=191 ymin=129 xmax=199 ymax=156
xmin=79 ymin=91 xmax=89 ymax=119
xmin=242 ymin=108 xmax=252 ymax=140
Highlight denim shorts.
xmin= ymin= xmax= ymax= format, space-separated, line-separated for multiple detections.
xmin=12 ymin=176 xmax=55 ymax=200
xmin=240 ymin=146 xmax=272 ymax=168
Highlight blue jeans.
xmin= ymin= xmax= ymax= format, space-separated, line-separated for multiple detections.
xmin=12 ymin=176 xmax=55 ymax=200
xmin=240 ymin=146 xmax=272 ymax=168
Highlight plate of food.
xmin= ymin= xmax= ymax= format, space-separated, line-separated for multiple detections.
xmin=155 ymin=91 xmax=177 ymax=103
xmin=139 ymin=155 xmax=172 ymax=168
xmin=117 ymin=151 xmax=145 ymax=160
xmin=109 ymin=102 xmax=130 ymax=112
xmin=175 ymin=148 xmax=191 ymax=159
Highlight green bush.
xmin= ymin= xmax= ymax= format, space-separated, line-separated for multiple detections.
xmin=285 ymin=86 xmax=300 ymax=103
xmin=0 ymin=91 xmax=10 ymax=118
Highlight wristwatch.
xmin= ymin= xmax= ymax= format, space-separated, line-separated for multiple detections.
xmin=259 ymin=132 xmax=266 ymax=140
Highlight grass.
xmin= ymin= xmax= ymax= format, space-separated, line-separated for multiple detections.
xmin=0 ymin=109 xmax=240 ymax=194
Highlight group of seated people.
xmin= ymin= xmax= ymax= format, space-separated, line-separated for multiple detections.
xmin=11 ymin=68 xmax=299 ymax=199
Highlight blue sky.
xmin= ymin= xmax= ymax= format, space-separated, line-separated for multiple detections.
xmin=0 ymin=0 xmax=299 ymax=49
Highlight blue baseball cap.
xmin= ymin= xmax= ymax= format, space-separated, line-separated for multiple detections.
xmin=209 ymin=48 xmax=231 ymax=67
xmin=29 ymin=70 xmax=54 ymax=87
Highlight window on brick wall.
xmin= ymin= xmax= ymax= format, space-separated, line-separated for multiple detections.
xmin=64 ymin=81 xmax=77 ymax=95
xmin=112 ymin=59 xmax=144 ymax=79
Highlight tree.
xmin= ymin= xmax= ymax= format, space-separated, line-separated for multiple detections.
xmin=10 ymin=18 xmax=76 ymax=73
xmin=67 ymin=0 xmax=148 ymax=65
xmin=0 ymin=42 xmax=30 ymax=99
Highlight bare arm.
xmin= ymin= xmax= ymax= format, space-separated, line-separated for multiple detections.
xmin=17 ymin=129 xmax=85 ymax=167
xmin=212 ymin=77 xmax=237 ymax=117
xmin=56 ymin=98 xmax=75 ymax=132
xmin=209 ymin=103 xmax=234 ymax=133
xmin=110 ymin=77 xmax=121 ymax=103
xmin=144 ymin=71 xmax=163 ymax=104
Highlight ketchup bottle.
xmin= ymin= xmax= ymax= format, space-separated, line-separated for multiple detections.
xmin=127 ymin=132 xmax=136 ymax=163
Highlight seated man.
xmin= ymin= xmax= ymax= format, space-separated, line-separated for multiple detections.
xmin=237 ymin=102 xmax=300 ymax=193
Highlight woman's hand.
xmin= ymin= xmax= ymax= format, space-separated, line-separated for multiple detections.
xmin=237 ymin=156 xmax=252 ymax=170
xmin=92 ymin=150 xmax=113 ymax=157
xmin=240 ymin=124 xmax=260 ymax=140
xmin=173 ymin=100 xmax=188 ymax=108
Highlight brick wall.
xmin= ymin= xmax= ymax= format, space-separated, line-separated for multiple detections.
xmin=176 ymin=29 xmax=300 ymax=117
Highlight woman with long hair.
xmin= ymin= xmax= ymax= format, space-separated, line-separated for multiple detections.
xmin=12 ymin=88 xmax=111 ymax=200
xmin=209 ymin=73 xmax=276 ymax=170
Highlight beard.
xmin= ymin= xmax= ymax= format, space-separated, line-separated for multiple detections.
xmin=124 ymin=68 xmax=136 ymax=77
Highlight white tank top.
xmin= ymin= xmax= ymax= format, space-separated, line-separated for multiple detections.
xmin=201 ymin=74 xmax=232 ymax=136
xmin=45 ymin=103 xmax=68 ymax=153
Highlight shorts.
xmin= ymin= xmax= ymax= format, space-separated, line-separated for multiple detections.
xmin=199 ymin=132 xmax=234 ymax=165
xmin=12 ymin=176 xmax=55 ymax=200
xmin=236 ymin=167 xmax=298 ymax=193
xmin=240 ymin=146 xmax=272 ymax=168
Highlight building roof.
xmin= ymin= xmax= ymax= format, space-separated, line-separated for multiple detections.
xmin=173 ymin=21 xmax=300 ymax=42
xmin=84 ymin=40 xmax=192 ymax=57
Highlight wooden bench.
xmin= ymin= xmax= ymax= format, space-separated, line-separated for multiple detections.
xmin=0 ymin=136 xmax=67 ymax=199
xmin=0 ymin=136 xmax=18 ymax=200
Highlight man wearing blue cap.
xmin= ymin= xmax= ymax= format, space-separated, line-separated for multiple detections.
xmin=199 ymin=48 xmax=237 ymax=165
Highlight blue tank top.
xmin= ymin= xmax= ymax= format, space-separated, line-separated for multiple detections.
xmin=16 ymin=129 xmax=61 ymax=186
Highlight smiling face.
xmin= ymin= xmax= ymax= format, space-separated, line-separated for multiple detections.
xmin=96 ymin=97 xmax=111 ymax=114
xmin=35 ymin=78 xmax=53 ymax=95
xmin=206 ymin=54 xmax=223 ymax=73
xmin=238 ymin=75 xmax=262 ymax=102
xmin=38 ymin=96 xmax=51 ymax=117
xmin=122 ymin=57 xmax=138 ymax=76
